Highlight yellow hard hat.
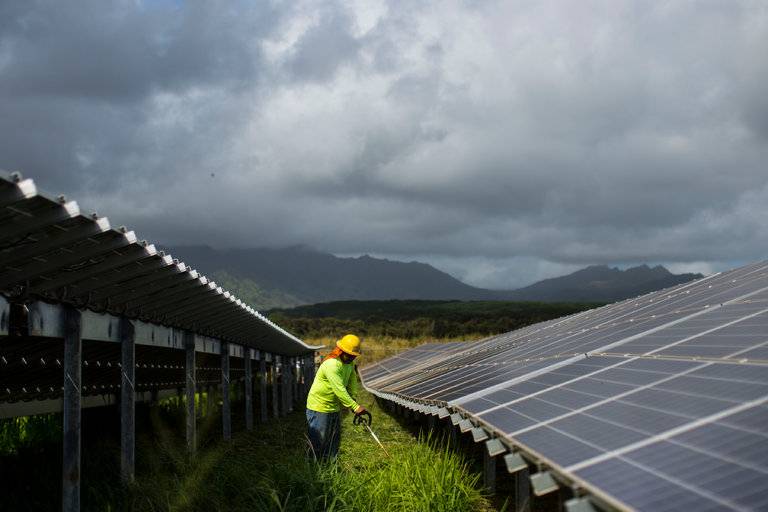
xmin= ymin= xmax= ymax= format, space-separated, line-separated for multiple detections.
xmin=336 ymin=334 xmax=362 ymax=356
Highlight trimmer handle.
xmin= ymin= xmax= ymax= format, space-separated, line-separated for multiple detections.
xmin=353 ymin=410 xmax=372 ymax=426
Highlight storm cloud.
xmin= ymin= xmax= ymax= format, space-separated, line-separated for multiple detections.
xmin=1 ymin=0 xmax=766 ymax=288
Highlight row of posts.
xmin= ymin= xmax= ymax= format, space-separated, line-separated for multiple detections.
xmin=62 ymin=305 xmax=316 ymax=512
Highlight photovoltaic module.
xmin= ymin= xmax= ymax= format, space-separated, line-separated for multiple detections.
xmin=362 ymin=261 xmax=768 ymax=511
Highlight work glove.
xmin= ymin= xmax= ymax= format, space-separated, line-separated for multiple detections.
xmin=353 ymin=406 xmax=372 ymax=426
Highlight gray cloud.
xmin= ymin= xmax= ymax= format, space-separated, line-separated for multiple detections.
xmin=1 ymin=0 xmax=766 ymax=289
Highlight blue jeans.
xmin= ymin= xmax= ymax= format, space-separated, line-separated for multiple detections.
xmin=306 ymin=409 xmax=341 ymax=461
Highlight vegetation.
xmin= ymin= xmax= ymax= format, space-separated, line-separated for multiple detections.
xmin=269 ymin=299 xmax=600 ymax=341
xmin=0 ymin=414 xmax=61 ymax=455
xmin=307 ymin=335 xmax=475 ymax=366
xmin=0 ymin=388 xmax=498 ymax=511
xmin=3 ymin=298 xmax=593 ymax=510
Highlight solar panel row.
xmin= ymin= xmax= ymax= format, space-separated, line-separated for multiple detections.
xmin=0 ymin=172 xmax=316 ymax=356
xmin=361 ymin=260 xmax=768 ymax=511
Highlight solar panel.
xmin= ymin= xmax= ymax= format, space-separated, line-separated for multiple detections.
xmin=360 ymin=260 xmax=768 ymax=511
xmin=0 ymin=172 xmax=318 ymax=356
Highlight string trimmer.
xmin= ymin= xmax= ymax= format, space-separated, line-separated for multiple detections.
xmin=354 ymin=411 xmax=390 ymax=457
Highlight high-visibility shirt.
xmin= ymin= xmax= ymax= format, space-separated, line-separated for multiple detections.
xmin=306 ymin=358 xmax=359 ymax=413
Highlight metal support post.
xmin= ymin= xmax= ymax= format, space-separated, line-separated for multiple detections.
xmin=308 ymin=355 xmax=315 ymax=391
xmin=285 ymin=357 xmax=292 ymax=410
xmin=310 ymin=354 xmax=317 ymax=382
xmin=299 ymin=357 xmax=306 ymax=400
xmin=298 ymin=357 xmax=305 ymax=400
xmin=514 ymin=467 xmax=532 ymax=512
xmin=280 ymin=357 xmax=290 ymax=416
xmin=483 ymin=449 xmax=496 ymax=495
xmin=291 ymin=357 xmax=298 ymax=407
xmin=271 ymin=361 xmax=279 ymax=418
xmin=119 ymin=317 xmax=135 ymax=483
xmin=244 ymin=348 xmax=253 ymax=431
xmin=62 ymin=306 xmax=82 ymax=512
xmin=206 ymin=384 xmax=213 ymax=416
xmin=287 ymin=358 xmax=293 ymax=413
xmin=184 ymin=331 xmax=196 ymax=454
xmin=221 ymin=342 xmax=231 ymax=441
xmin=259 ymin=358 xmax=268 ymax=422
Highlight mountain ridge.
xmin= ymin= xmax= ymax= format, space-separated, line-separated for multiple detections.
xmin=166 ymin=245 xmax=703 ymax=309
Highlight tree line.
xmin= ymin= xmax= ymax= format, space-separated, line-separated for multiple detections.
xmin=268 ymin=300 xmax=602 ymax=340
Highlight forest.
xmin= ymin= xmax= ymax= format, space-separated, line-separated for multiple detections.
xmin=268 ymin=299 xmax=602 ymax=340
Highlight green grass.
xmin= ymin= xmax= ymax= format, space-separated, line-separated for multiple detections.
xmin=0 ymin=362 xmax=499 ymax=511
xmin=119 ymin=390 xmax=496 ymax=512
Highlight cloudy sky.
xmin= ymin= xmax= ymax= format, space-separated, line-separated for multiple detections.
xmin=1 ymin=0 xmax=766 ymax=289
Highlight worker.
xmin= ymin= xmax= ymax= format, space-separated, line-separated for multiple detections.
xmin=306 ymin=334 xmax=371 ymax=461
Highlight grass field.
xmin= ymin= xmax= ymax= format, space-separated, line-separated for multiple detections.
xmin=120 ymin=390 xmax=498 ymax=512
xmin=0 ymin=389 xmax=501 ymax=511
xmin=0 ymin=334 xmax=501 ymax=511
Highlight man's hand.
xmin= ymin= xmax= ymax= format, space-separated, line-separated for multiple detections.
xmin=353 ymin=406 xmax=372 ymax=426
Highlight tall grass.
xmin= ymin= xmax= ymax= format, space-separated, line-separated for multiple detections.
xmin=2 ymin=337 xmax=497 ymax=511
xmin=118 ymin=389 xmax=495 ymax=512
xmin=321 ymin=434 xmax=484 ymax=512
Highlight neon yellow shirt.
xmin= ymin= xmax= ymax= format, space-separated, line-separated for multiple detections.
xmin=306 ymin=358 xmax=359 ymax=413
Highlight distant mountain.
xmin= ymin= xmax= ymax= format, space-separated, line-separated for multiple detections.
xmin=500 ymin=264 xmax=703 ymax=302
xmin=167 ymin=245 xmax=489 ymax=309
xmin=167 ymin=245 xmax=703 ymax=309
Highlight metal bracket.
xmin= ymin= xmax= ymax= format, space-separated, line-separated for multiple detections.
xmin=458 ymin=418 xmax=474 ymax=433
xmin=485 ymin=438 xmax=507 ymax=457
xmin=565 ymin=498 xmax=599 ymax=512
xmin=504 ymin=452 xmax=528 ymax=474
xmin=471 ymin=427 xmax=489 ymax=443
xmin=531 ymin=471 xmax=559 ymax=497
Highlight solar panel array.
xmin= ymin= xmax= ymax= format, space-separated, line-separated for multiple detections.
xmin=0 ymin=171 xmax=316 ymax=356
xmin=361 ymin=261 xmax=768 ymax=511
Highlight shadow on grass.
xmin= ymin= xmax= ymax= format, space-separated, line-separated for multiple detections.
xmin=0 ymin=399 xmax=327 ymax=512
xmin=1 ymin=392 xmax=500 ymax=512
xmin=118 ymin=400 xmax=342 ymax=512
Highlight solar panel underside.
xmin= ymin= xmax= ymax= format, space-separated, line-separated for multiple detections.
xmin=360 ymin=261 xmax=768 ymax=511
xmin=0 ymin=173 xmax=317 ymax=356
